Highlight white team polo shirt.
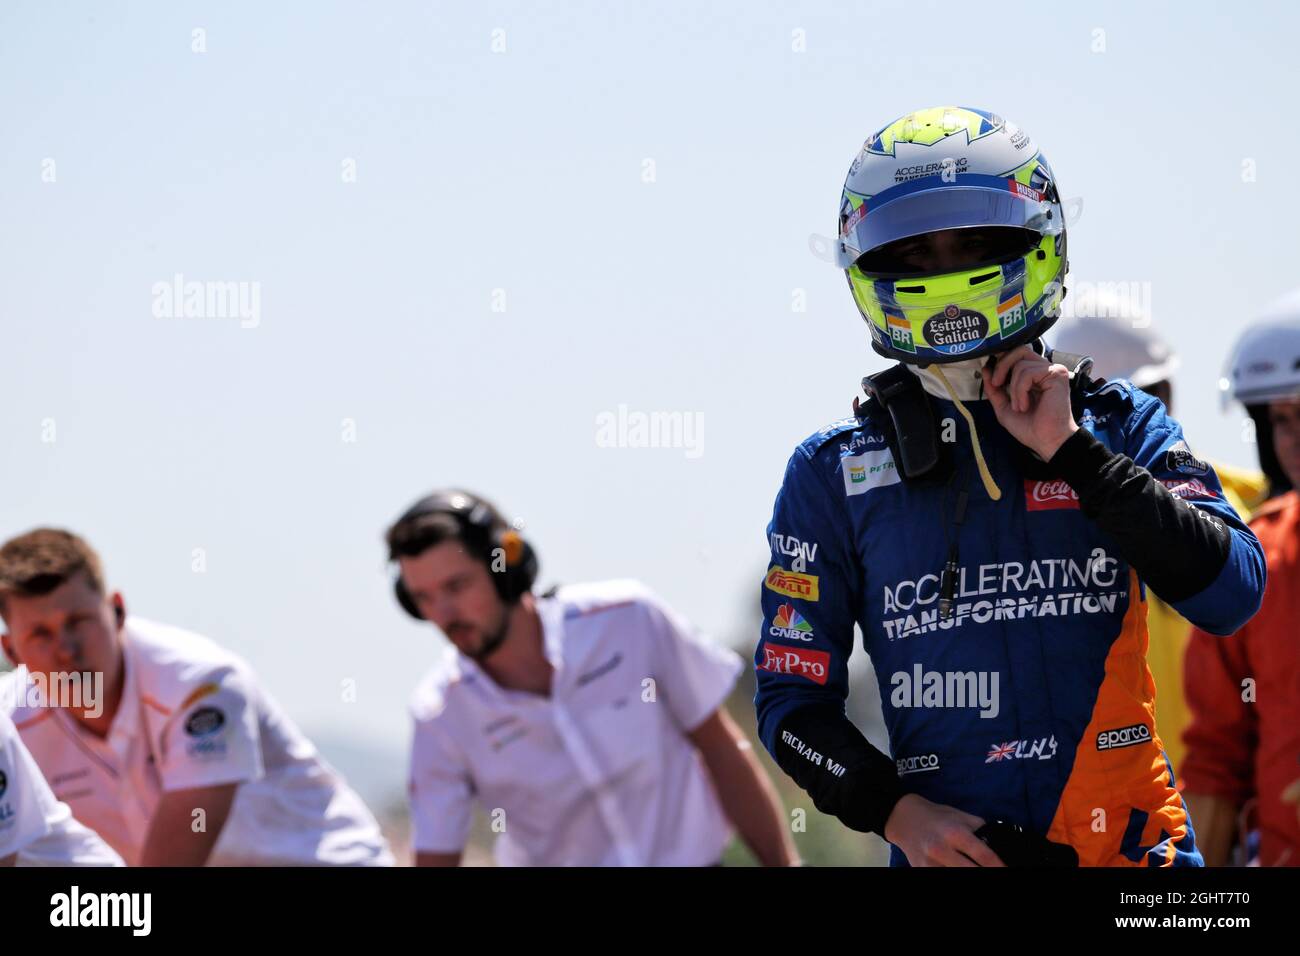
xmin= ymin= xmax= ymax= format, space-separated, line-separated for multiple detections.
xmin=408 ymin=579 xmax=743 ymax=866
xmin=2 ymin=617 xmax=393 ymax=867
xmin=0 ymin=709 xmax=123 ymax=866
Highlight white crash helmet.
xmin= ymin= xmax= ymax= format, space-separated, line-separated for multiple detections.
xmin=1221 ymin=288 xmax=1300 ymax=494
xmin=1045 ymin=297 xmax=1180 ymax=390
xmin=1050 ymin=294 xmax=1178 ymax=388
xmin=1220 ymin=288 xmax=1300 ymax=407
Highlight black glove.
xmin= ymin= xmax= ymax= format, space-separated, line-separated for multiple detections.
xmin=974 ymin=820 xmax=1079 ymax=867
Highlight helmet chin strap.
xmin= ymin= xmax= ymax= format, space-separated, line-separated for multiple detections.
xmin=932 ymin=363 xmax=1003 ymax=501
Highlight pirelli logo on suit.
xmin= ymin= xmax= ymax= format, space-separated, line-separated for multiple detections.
xmin=765 ymin=566 xmax=819 ymax=601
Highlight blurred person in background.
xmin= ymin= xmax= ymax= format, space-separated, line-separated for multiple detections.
xmin=1183 ymin=292 xmax=1300 ymax=866
xmin=1052 ymin=304 xmax=1267 ymax=775
xmin=390 ymin=489 xmax=797 ymax=866
xmin=0 ymin=528 xmax=393 ymax=866
xmin=1 ymin=708 xmax=123 ymax=867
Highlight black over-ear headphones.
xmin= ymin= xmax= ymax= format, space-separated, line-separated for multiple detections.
xmin=390 ymin=491 xmax=539 ymax=619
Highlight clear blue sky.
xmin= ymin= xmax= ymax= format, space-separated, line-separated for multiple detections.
xmin=3 ymin=1 xmax=1296 ymax=799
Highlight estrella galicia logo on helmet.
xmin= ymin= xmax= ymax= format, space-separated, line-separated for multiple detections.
xmin=923 ymin=306 xmax=989 ymax=355
xmin=185 ymin=706 xmax=226 ymax=738
xmin=1165 ymin=441 xmax=1209 ymax=477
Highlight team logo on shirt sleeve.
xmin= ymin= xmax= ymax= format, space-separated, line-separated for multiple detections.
xmin=185 ymin=706 xmax=225 ymax=737
xmin=184 ymin=706 xmax=228 ymax=758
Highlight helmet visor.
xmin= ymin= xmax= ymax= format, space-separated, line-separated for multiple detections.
xmin=837 ymin=175 xmax=1063 ymax=269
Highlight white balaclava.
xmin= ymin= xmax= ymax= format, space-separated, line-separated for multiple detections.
xmin=903 ymin=353 xmax=1007 ymax=501
xmin=908 ymin=355 xmax=990 ymax=402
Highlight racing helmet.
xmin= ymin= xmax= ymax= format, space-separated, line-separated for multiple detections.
xmin=838 ymin=106 xmax=1068 ymax=365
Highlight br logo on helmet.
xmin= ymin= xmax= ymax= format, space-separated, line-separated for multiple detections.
xmin=923 ymin=304 xmax=989 ymax=355
xmin=886 ymin=312 xmax=915 ymax=352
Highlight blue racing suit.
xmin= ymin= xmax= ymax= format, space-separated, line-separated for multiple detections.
xmin=754 ymin=369 xmax=1266 ymax=866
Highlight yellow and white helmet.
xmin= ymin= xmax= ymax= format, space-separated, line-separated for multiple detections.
xmin=838 ymin=106 xmax=1068 ymax=365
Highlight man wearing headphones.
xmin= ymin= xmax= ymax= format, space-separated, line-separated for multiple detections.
xmin=0 ymin=528 xmax=393 ymax=866
xmin=390 ymin=489 xmax=797 ymax=866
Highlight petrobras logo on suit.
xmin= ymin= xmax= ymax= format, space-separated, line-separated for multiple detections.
xmin=842 ymin=448 xmax=900 ymax=496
